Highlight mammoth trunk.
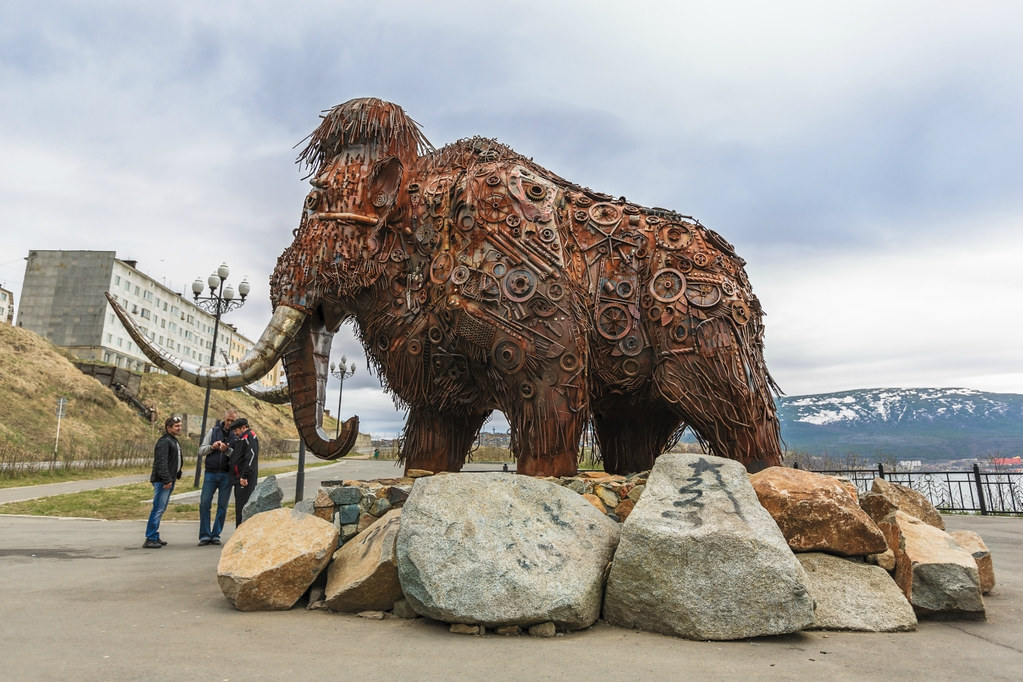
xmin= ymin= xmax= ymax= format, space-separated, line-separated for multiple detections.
xmin=284 ymin=309 xmax=359 ymax=459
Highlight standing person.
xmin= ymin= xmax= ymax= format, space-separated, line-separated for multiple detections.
xmin=144 ymin=416 xmax=183 ymax=549
xmin=197 ymin=409 xmax=237 ymax=546
xmin=228 ymin=418 xmax=259 ymax=526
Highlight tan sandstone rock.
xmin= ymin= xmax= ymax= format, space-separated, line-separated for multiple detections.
xmin=883 ymin=510 xmax=984 ymax=619
xmin=581 ymin=493 xmax=607 ymax=514
xmin=217 ymin=508 xmax=339 ymax=612
xmin=949 ymin=530 xmax=995 ymax=594
xmin=751 ymin=467 xmax=887 ymax=556
xmin=325 ymin=509 xmax=405 ymax=612
xmin=313 ymin=488 xmax=335 ymax=522
xmin=871 ymin=478 xmax=945 ymax=529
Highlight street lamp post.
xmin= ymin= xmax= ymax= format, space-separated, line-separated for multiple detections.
xmin=329 ymin=356 xmax=356 ymax=439
xmin=190 ymin=262 xmax=249 ymax=487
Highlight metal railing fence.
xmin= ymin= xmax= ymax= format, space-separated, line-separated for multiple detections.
xmin=802 ymin=463 xmax=1023 ymax=516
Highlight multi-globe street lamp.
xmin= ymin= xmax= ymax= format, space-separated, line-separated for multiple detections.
xmin=329 ymin=356 xmax=357 ymax=439
xmin=190 ymin=262 xmax=249 ymax=487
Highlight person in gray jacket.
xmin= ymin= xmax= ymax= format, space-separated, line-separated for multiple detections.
xmin=144 ymin=416 xmax=183 ymax=548
xmin=197 ymin=409 xmax=237 ymax=546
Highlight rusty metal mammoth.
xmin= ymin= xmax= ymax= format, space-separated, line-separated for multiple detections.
xmin=110 ymin=98 xmax=783 ymax=477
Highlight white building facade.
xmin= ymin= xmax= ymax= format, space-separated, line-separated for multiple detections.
xmin=17 ymin=250 xmax=281 ymax=386
xmin=0 ymin=285 xmax=13 ymax=324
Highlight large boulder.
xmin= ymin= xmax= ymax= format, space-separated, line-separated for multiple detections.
xmin=603 ymin=454 xmax=815 ymax=640
xmin=797 ymin=553 xmax=917 ymax=632
xmin=325 ymin=509 xmax=404 ymax=612
xmin=396 ymin=472 xmax=620 ymax=631
xmin=751 ymin=467 xmax=888 ymax=556
xmin=871 ymin=478 xmax=944 ymax=530
xmin=241 ymin=475 xmax=284 ymax=522
xmin=884 ymin=510 xmax=985 ymax=619
xmin=218 ymin=508 xmax=339 ymax=611
xmin=948 ymin=530 xmax=995 ymax=594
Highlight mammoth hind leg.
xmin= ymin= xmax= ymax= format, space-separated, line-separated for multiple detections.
xmin=400 ymin=408 xmax=491 ymax=474
xmin=653 ymin=352 xmax=782 ymax=472
xmin=592 ymin=405 xmax=684 ymax=476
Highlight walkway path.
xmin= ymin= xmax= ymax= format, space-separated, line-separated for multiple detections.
xmin=0 ymin=513 xmax=1018 ymax=679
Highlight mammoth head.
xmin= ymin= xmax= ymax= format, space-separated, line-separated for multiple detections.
xmin=270 ymin=98 xmax=433 ymax=312
xmin=262 ymin=99 xmax=435 ymax=459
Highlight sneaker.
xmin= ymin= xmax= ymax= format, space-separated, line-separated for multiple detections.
xmin=210 ymin=539 xmax=221 ymax=545
xmin=198 ymin=540 xmax=212 ymax=546
xmin=142 ymin=539 xmax=163 ymax=549
xmin=157 ymin=539 xmax=168 ymax=546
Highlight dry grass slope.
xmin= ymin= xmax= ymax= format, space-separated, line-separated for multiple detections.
xmin=0 ymin=323 xmax=324 ymax=464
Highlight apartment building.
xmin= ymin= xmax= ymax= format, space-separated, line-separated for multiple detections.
xmin=0 ymin=285 xmax=13 ymax=324
xmin=16 ymin=250 xmax=282 ymax=386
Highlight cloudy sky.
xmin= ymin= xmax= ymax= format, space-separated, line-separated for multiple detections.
xmin=2 ymin=1 xmax=1021 ymax=437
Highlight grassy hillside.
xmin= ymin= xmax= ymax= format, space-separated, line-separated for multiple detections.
xmin=0 ymin=323 xmax=332 ymax=467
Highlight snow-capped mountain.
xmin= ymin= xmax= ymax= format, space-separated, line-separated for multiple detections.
xmin=775 ymin=388 xmax=1023 ymax=462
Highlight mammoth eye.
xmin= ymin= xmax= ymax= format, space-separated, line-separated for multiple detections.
xmin=304 ymin=191 xmax=322 ymax=211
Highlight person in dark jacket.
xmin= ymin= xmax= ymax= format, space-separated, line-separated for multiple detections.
xmin=228 ymin=418 xmax=259 ymax=526
xmin=197 ymin=409 xmax=237 ymax=546
xmin=144 ymin=416 xmax=183 ymax=548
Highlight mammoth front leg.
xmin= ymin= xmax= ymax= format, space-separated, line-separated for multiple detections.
xmin=506 ymin=380 xmax=586 ymax=478
xmin=652 ymin=325 xmax=782 ymax=472
xmin=399 ymin=408 xmax=491 ymax=474
xmin=592 ymin=404 xmax=684 ymax=475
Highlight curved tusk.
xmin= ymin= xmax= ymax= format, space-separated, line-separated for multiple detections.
xmin=241 ymin=382 xmax=291 ymax=405
xmin=105 ymin=292 xmax=306 ymax=390
xmin=308 ymin=415 xmax=361 ymax=460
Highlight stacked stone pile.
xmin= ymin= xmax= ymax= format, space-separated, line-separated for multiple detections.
xmin=218 ymin=455 xmax=996 ymax=639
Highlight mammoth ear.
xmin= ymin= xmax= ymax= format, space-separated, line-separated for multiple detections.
xmin=368 ymin=156 xmax=403 ymax=209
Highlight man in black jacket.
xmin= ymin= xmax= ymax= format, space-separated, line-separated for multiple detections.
xmin=228 ymin=418 xmax=259 ymax=526
xmin=144 ymin=416 xmax=183 ymax=548
xmin=197 ymin=409 xmax=237 ymax=546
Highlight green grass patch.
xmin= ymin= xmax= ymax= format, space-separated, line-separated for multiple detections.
xmin=0 ymin=482 xmax=199 ymax=521
xmin=0 ymin=465 xmax=153 ymax=489
xmin=0 ymin=459 xmax=333 ymax=520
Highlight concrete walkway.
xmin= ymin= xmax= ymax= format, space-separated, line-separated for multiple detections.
xmin=0 ymin=458 xmax=508 ymax=506
xmin=0 ymin=506 xmax=1020 ymax=679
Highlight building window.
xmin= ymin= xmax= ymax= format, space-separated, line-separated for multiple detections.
xmin=114 ymin=276 xmax=121 ymax=285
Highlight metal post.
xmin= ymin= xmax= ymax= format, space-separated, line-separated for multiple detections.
xmin=53 ymin=397 xmax=66 ymax=471
xmin=194 ymin=279 xmax=224 ymax=487
xmin=329 ymin=358 xmax=355 ymax=440
xmin=335 ymin=380 xmax=343 ymax=440
xmin=295 ymin=440 xmax=306 ymax=503
xmin=877 ymin=462 xmax=886 ymax=480
xmin=973 ymin=463 xmax=988 ymax=516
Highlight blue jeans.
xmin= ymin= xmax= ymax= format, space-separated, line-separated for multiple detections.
xmin=145 ymin=481 xmax=174 ymax=541
xmin=199 ymin=472 xmax=232 ymax=541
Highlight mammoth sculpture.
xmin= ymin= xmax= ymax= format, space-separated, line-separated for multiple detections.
xmin=109 ymin=97 xmax=783 ymax=477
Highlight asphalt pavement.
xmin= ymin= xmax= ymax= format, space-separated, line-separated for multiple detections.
xmin=0 ymin=472 xmax=1021 ymax=680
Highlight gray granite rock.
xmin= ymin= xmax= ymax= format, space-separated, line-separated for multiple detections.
xmin=397 ymin=472 xmax=620 ymax=631
xmin=335 ymin=503 xmax=360 ymax=525
xmin=603 ymin=453 xmax=814 ymax=640
xmin=329 ymin=486 xmax=362 ymax=506
xmin=241 ymin=475 xmax=284 ymax=522
xmin=797 ymin=553 xmax=917 ymax=631
xmin=293 ymin=498 xmax=316 ymax=516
